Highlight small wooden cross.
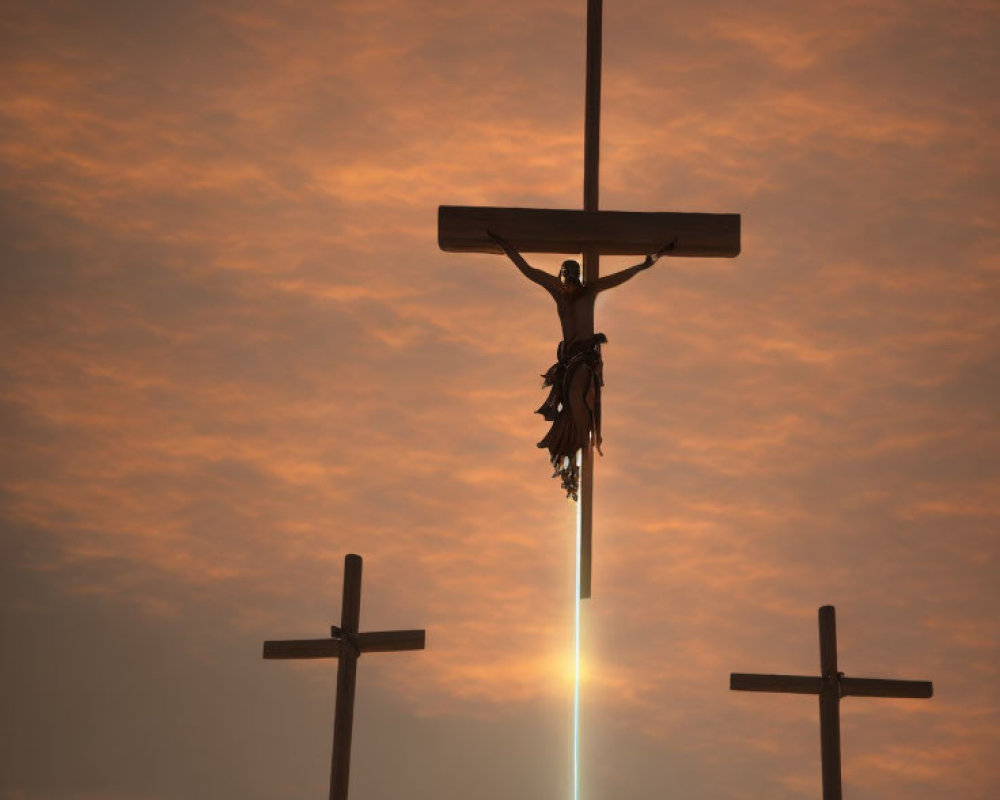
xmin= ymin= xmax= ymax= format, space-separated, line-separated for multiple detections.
xmin=730 ymin=605 xmax=933 ymax=800
xmin=438 ymin=0 xmax=740 ymax=598
xmin=263 ymin=554 xmax=426 ymax=800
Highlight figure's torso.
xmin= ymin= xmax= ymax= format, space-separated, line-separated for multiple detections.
xmin=549 ymin=283 xmax=596 ymax=343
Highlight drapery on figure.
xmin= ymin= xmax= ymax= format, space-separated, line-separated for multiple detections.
xmin=489 ymin=232 xmax=674 ymax=498
xmin=536 ymin=332 xmax=607 ymax=498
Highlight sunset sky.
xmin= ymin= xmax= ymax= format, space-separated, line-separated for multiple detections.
xmin=2 ymin=0 xmax=998 ymax=798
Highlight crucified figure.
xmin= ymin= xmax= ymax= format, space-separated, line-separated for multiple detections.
xmin=489 ymin=231 xmax=674 ymax=498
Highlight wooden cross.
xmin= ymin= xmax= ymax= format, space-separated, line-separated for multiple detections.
xmin=730 ymin=605 xmax=933 ymax=800
xmin=438 ymin=0 xmax=740 ymax=598
xmin=263 ymin=554 xmax=426 ymax=800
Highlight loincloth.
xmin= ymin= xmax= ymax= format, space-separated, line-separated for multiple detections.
xmin=536 ymin=333 xmax=606 ymax=499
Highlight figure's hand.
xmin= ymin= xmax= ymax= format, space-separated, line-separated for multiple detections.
xmin=655 ymin=239 xmax=678 ymax=258
xmin=644 ymin=239 xmax=677 ymax=267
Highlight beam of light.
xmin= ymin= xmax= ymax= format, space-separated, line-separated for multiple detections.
xmin=573 ymin=451 xmax=582 ymax=800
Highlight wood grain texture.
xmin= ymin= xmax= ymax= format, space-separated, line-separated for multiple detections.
xmin=731 ymin=606 xmax=934 ymax=800
xmin=818 ymin=605 xmax=843 ymax=800
xmin=330 ymin=554 xmax=363 ymax=800
xmin=438 ymin=206 xmax=740 ymax=257
xmin=730 ymin=673 xmax=823 ymax=694
xmin=263 ymin=639 xmax=342 ymax=659
xmin=578 ymin=446 xmax=593 ymax=599
xmin=841 ymin=677 xmax=933 ymax=698
xmin=356 ymin=630 xmax=425 ymax=653
xmin=583 ymin=0 xmax=602 ymax=215
xmin=262 ymin=554 xmax=426 ymax=800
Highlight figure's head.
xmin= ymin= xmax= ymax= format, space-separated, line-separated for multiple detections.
xmin=559 ymin=259 xmax=581 ymax=284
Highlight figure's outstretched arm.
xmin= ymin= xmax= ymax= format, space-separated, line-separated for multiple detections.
xmin=488 ymin=231 xmax=560 ymax=291
xmin=594 ymin=240 xmax=676 ymax=292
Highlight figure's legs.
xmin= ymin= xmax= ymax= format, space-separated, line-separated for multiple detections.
xmin=537 ymin=359 xmax=598 ymax=500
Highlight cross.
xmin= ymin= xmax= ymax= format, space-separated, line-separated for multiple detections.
xmin=437 ymin=0 xmax=740 ymax=598
xmin=263 ymin=554 xmax=426 ymax=800
xmin=730 ymin=605 xmax=933 ymax=800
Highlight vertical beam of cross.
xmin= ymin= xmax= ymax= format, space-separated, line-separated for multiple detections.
xmin=730 ymin=605 xmax=933 ymax=800
xmin=818 ymin=605 xmax=842 ymax=796
xmin=263 ymin=554 xmax=426 ymax=800
xmin=331 ymin=554 xmax=362 ymax=800
xmin=583 ymin=0 xmax=602 ymax=222
xmin=577 ymin=0 xmax=603 ymax=600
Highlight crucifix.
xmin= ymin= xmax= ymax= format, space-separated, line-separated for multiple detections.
xmin=263 ymin=554 xmax=426 ymax=800
xmin=438 ymin=0 xmax=740 ymax=598
xmin=730 ymin=605 xmax=933 ymax=800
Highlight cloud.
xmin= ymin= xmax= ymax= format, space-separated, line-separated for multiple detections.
xmin=2 ymin=0 xmax=998 ymax=798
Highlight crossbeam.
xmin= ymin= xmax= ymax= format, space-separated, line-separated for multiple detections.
xmin=439 ymin=206 xmax=740 ymax=257
xmin=730 ymin=673 xmax=933 ymax=698
xmin=263 ymin=630 xmax=426 ymax=660
xmin=730 ymin=605 xmax=933 ymax=800
xmin=263 ymin=554 xmax=426 ymax=800
xmin=729 ymin=672 xmax=934 ymax=698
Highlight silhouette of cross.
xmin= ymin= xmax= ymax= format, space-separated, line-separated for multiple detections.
xmin=263 ymin=554 xmax=425 ymax=800
xmin=438 ymin=0 xmax=740 ymax=597
xmin=730 ymin=605 xmax=933 ymax=800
